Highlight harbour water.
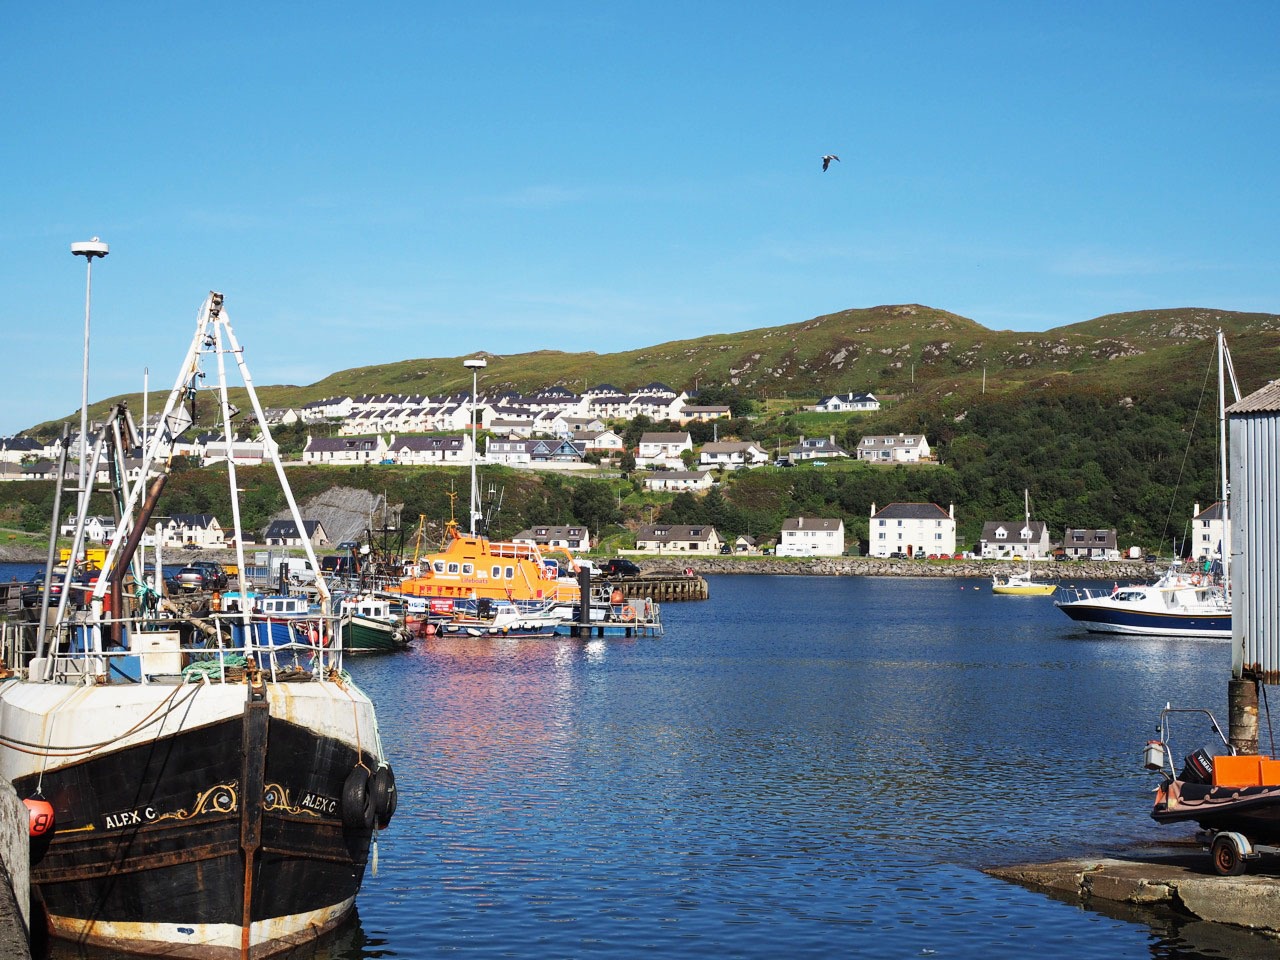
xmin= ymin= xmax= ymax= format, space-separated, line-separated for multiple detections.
xmin=23 ymin=570 xmax=1257 ymax=959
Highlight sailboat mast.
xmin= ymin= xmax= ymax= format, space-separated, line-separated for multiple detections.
xmin=1218 ymin=330 xmax=1229 ymax=585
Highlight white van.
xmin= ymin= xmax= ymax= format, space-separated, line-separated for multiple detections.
xmin=271 ymin=557 xmax=317 ymax=583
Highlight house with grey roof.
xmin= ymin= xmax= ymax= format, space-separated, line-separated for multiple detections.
xmin=637 ymin=432 xmax=693 ymax=470
xmin=788 ymin=435 xmax=848 ymax=463
xmin=512 ymin=525 xmax=592 ymax=552
xmin=643 ymin=469 xmax=714 ymax=493
xmin=856 ymin=433 xmax=931 ymax=463
xmin=1062 ymin=528 xmax=1118 ymax=560
xmin=263 ymin=519 xmax=329 ymax=548
xmin=777 ymin=517 xmax=846 ymax=557
xmin=634 ymin=524 xmax=724 ymax=555
xmin=302 ymin=434 xmax=389 ymax=464
xmin=869 ymin=502 xmax=956 ymax=558
xmin=699 ymin=441 xmax=769 ymax=471
xmin=978 ymin=518 xmax=1051 ymax=559
xmin=814 ymin=392 xmax=880 ymax=413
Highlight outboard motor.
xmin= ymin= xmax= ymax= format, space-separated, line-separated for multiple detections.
xmin=1179 ymin=748 xmax=1215 ymax=784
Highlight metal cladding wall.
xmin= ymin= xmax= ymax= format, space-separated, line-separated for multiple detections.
xmin=1230 ymin=386 xmax=1280 ymax=683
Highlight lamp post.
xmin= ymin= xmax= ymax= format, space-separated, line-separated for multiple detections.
xmin=71 ymin=237 xmax=109 ymax=490
xmin=463 ymin=357 xmax=487 ymax=535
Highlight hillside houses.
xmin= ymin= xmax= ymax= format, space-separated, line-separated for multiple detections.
xmin=856 ymin=434 xmax=931 ymax=463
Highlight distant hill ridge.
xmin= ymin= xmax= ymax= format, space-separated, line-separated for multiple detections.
xmin=48 ymin=304 xmax=1280 ymax=433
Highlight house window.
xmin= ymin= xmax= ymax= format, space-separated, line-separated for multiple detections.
xmin=877 ymin=532 xmax=886 ymax=540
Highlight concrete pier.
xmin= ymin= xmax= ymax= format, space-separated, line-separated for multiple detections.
xmin=988 ymin=845 xmax=1280 ymax=941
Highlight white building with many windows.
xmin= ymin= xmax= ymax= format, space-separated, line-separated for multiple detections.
xmin=869 ymin=502 xmax=956 ymax=558
xmin=776 ymin=517 xmax=845 ymax=557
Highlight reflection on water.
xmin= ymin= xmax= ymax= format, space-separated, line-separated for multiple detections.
xmin=35 ymin=574 xmax=1258 ymax=959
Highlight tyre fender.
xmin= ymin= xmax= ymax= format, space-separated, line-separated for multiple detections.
xmin=341 ymin=767 xmax=376 ymax=831
xmin=371 ymin=765 xmax=397 ymax=828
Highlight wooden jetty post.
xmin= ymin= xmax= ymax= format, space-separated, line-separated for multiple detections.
xmin=614 ymin=574 xmax=708 ymax=602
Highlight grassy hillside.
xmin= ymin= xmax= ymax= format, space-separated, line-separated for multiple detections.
xmin=32 ymin=304 xmax=1280 ymax=438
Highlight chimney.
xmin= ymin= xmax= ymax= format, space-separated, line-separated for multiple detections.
xmin=1193 ymin=502 xmax=1200 ymax=518
xmin=949 ymin=503 xmax=955 ymax=519
xmin=870 ymin=502 xmax=877 ymax=518
xmin=798 ymin=517 xmax=804 ymax=528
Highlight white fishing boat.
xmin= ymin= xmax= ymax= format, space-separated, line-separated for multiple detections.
xmin=0 ymin=292 xmax=396 ymax=958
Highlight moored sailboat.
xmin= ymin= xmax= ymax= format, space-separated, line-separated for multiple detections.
xmin=991 ymin=490 xmax=1055 ymax=596
xmin=1054 ymin=330 xmax=1237 ymax=637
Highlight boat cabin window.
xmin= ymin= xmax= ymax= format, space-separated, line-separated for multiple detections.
xmin=505 ymin=566 xmax=514 ymax=579
xmin=447 ymin=562 xmax=460 ymax=574
xmin=1115 ymin=590 xmax=1145 ymax=602
xmin=491 ymin=565 xmax=501 ymax=578
xmin=433 ymin=561 xmax=446 ymax=573
xmin=462 ymin=563 xmax=474 ymax=575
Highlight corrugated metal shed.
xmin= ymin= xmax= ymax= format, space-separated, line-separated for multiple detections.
xmin=1229 ymin=381 xmax=1280 ymax=682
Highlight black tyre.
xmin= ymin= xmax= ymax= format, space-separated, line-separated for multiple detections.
xmin=371 ymin=765 xmax=397 ymax=829
xmin=341 ymin=767 xmax=375 ymax=831
xmin=1211 ymin=834 xmax=1247 ymax=876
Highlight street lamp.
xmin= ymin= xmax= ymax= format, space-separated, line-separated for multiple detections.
xmin=463 ymin=357 xmax=487 ymax=535
xmin=71 ymin=237 xmax=109 ymax=490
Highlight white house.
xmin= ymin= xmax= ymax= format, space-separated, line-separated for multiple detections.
xmin=637 ymin=432 xmax=693 ymax=470
xmin=856 ymin=434 xmax=931 ymax=463
xmin=814 ymin=392 xmax=880 ymax=413
xmin=788 ymin=435 xmax=848 ymax=463
xmin=776 ymin=517 xmax=846 ymax=557
xmin=388 ymin=434 xmax=474 ymax=466
xmin=263 ymin=519 xmax=328 ymax=548
xmin=157 ymin=513 xmax=226 ymax=550
xmin=978 ymin=519 xmax=1051 ymax=559
xmin=302 ymin=435 xmax=389 ymax=465
xmin=699 ymin=441 xmax=769 ymax=471
xmin=643 ymin=470 xmax=715 ymax=493
xmin=634 ymin=524 xmax=724 ymax=554
xmin=59 ymin=514 xmax=116 ymax=542
xmin=677 ymin=405 xmax=732 ymax=424
xmin=1191 ymin=501 xmax=1229 ymax=562
xmin=512 ymin=525 xmax=592 ymax=552
xmin=869 ymin=502 xmax=956 ymax=558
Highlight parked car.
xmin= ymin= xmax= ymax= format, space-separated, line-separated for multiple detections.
xmin=182 ymin=542 xmax=201 ymax=551
xmin=173 ymin=565 xmax=219 ymax=592
xmin=601 ymin=558 xmax=641 ymax=577
xmin=20 ymin=570 xmax=95 ymax=608
xmin=189 ymin=560 xmax=229 ymax=590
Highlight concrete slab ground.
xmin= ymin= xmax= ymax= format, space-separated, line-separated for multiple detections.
xmin=987 ymin=842 xmax=1280 ymax=951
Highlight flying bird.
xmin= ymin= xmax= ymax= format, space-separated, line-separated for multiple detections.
xmin=821 ymin=154 xmax=840 ymax=172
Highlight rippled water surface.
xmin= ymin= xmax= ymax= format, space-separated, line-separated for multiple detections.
xmin=36 ymin=573 xmax=1256 ymax=959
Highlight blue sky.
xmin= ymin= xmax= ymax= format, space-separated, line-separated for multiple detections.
xmin=3 ymin=3 xmax=1277 ymax=434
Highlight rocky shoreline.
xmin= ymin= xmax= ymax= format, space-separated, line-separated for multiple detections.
xmin=0 ymin=542 xmax=1162 ymax=586
xmin=0 ymin=542 xmax=1160 ymax=582
xmin=639 ymin=555 xmax=1157 ymax=581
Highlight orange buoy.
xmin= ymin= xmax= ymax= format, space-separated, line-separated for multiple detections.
xmin=24 ymin=796 xmax=54 ymax=837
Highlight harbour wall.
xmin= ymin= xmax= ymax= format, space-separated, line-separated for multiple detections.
xmin=0 ymin=781 xmax=31 ymax=960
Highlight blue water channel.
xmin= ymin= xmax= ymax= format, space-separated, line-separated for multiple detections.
xmin=30 ymin=571 xmax=1262 ymax=959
